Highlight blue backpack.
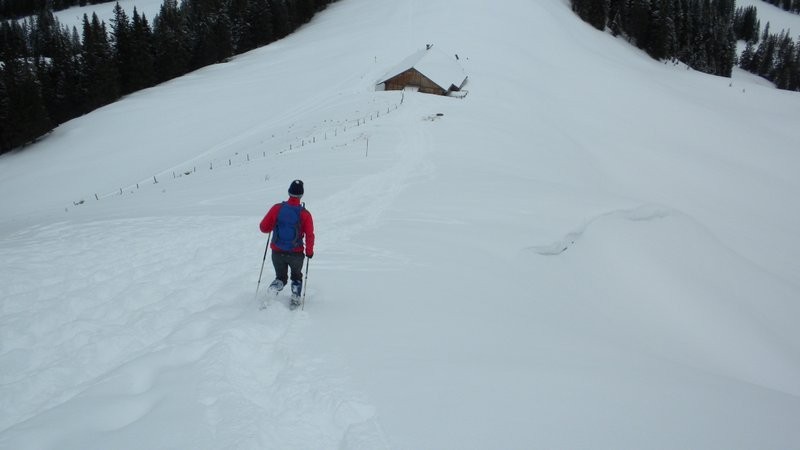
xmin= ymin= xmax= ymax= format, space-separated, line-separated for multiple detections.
xmin=272 ymin=202 xmax=304 ymax=251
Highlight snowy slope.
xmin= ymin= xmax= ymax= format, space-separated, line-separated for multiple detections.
xmin=2 ymin=0 xmax=800 ymax=449
xmin=737 ymin=0 xmax=800 ymax=34
xmin=52 ymin=0 xmax=165 ymax=30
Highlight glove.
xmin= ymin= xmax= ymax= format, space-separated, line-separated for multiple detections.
xmin=305 ymin=253 xmax=313 ymax=259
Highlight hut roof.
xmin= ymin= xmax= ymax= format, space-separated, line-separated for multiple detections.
xmin=378 ymin=46 xmax=467 ymax=91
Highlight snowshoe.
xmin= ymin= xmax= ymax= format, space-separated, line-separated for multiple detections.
xmin=259 ymin=279 xmax=285 ymax=310
xmin=268 ymin=279 xmax=285 ymax=293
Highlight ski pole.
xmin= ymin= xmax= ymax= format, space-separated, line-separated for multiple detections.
xmin=254 ymin=233 xmax=271 ymax=302
xmin=301 ymin=256 xmax=310 ymax=310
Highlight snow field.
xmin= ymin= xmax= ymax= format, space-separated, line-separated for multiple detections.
xmin=2 ymin=0 xmax=800 ymax=448
xmin=0 ymin=217 xmax=388 ymax=449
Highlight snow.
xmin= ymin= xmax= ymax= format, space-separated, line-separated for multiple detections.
xmin=737 ymin=0 xmax=800 ymax=35
xmin=2 ymin=0 xmax=800 ymax=449
xmin=51 ymin=0 xmax=165 ymax=30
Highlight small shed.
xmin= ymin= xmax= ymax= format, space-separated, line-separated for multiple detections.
xmin=377 ymin=45 xmax=467 ymax=96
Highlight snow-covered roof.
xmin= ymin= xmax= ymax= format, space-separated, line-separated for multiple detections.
xmin=378 ymin=46 xmax=467 ymax=91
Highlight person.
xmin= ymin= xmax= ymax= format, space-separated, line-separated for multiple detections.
xmin=259 ymin=180 xmax=315 ymax=307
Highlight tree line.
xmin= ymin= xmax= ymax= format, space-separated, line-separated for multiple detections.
xmin=759 ymin=0 xmax=800 ymax=14
xmin=1 ymin=0 xmax=334 ymax=154
xmin=570 ymin=0 xmax=800 ymax=92
xmin=731 ymin=5 xmax=800 ymax=90
xmin=740 ymin=23 xmax=800 ymax=90
xmin=2 ymin=0 xmax=116 ymax=21
xmin=570 ymin=0 xmax=738 ymax=77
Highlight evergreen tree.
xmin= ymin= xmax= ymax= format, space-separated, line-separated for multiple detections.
xmin=755 ymin=24 xmax=777 ymax=77
xmin=268 ymin=0 xmax=291 ymax=38
xmin=152 ymin=0 xmax=190 ymax=82
xmin=184 ymin=0 xmax=233 ymax=68
xmin=0 ymin=19 xmax=29 ymax=61
xmin=80 ymin=13 xmax=119 ymax=112
xmin=290 ymin=0 xmax=317 ymax=26
xmin=739 ymin=40 xmax=757 ymax=71
xmin=0 ymin=71 xmax=10 ymax=153
xmin=240 ymin=0 xmax=274 ymax=51
xmin=31 ymin=8 xmax=59 ymax=58
xmin=648 ymin=0 xmax=678 ymax=59
xmin=773 ymin=30 xmax=797 ymax=89
xmin=571 ymin=0 xmax=607 ymax=30
xmin=710 ymin=0 xmax=736 ymax=76
xmin=608 ymin=0 xmax=624 ymax=36
xmin=0 ymin=59 xmax=52 ymax=152
xmin=627 ymin=0 xmax=652 ymax=49
xmin=37 ymin=20 xmax=82 ymax=124
xmin=733 ymin=6 xmax=759 ymax=43
xmin=127 ymin=8 xmax=156 ymax=91
xmin=110 ymin=2 xmax=133 ymax=93
xmin=228 ymin=0 xmax=249 ymax=52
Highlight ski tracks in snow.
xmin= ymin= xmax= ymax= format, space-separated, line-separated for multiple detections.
xmin=0 ymin=217 xmax=387 ymax=449
xmin=315 ymin=100 xmax=435 ymax=270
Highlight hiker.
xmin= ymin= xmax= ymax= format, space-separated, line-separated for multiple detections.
xmin=259 ymin=180 xmax=315 ymax=307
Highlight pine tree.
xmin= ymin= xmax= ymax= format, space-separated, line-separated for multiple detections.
xmin=0 ymin=20 xmax=29 ymax=61
xmin=756 ymin=27 xmax=777 ymax=78
xmin=268 ymin=0 xmax=291 ymax=39
xmin=648 ymin=0 xmax=678 ymax=59
xmin=31 ymin=8 xmax=59 ymax=58
xmin=0 ymin=71 xmax=10 ymax=153
xmin=37 ymin=20 xmax=82 ymax=124
xmin=572 ymin=0 xmax=608 ymax=30
xmin=0 ymin=59 xmax=52 ymax=151
xmin=152 ymin=0 xmax=190 ymax=82
xmin=627 ymin=0 xmax=652 ymax=49
xmin=128 ymin=8 xmax=156 ymax=91
xmin=739 ymin=40 xmax=757 ymax=72
xmin=80 ymin=13 xmax=119 ymax=112
xmin=184 ymin=0 xmax=233 ymax=69
xmin=607 ymin=0 xmax=624 ymax=36
xmin=773 ymin=31 xmax=797 ymax=89
xmin=243 ymin=0 xmax=274 ymax=50
xmin=110 ymin=2 xmax=133 ymax=94
xmin=291 ymin=0 xmax=317 ymax=26
xmin=733 ymin=6 xmax=759 ymax=43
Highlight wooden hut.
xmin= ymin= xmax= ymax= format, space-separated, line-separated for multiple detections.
xmin=377 ymin=46 xmax=467 ymax=96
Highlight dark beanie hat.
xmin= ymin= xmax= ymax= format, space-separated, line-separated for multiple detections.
xmin=288 ymin=179 xmax=304 ymax=197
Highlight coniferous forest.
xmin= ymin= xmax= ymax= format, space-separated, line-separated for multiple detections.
xmin=2 ymin=0 xmax=115 ymax=21
xmin=759 ymin=0 xmax=800 ymax=13
xmin=570 ymin=0 xmax=800 ymax=91
xmin=0 ymin=0 xmax=334 ymax=153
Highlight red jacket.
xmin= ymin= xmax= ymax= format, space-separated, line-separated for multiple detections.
xmin=260 ymin=196 xmax=315 ymax=255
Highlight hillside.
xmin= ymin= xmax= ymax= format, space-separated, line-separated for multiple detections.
xmin=2 ymin=0 xmax=800 ymax=449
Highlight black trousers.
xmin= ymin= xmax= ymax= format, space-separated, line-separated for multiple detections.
xmin=271 ymin=251 xmax=305 ymax=283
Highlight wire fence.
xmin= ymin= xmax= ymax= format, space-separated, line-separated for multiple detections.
xmin=72 ymin=95 xmax=407 ymax=209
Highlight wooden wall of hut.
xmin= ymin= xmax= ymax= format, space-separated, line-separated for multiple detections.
xmin=383 ymin=69 xmax=446 ymax=95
